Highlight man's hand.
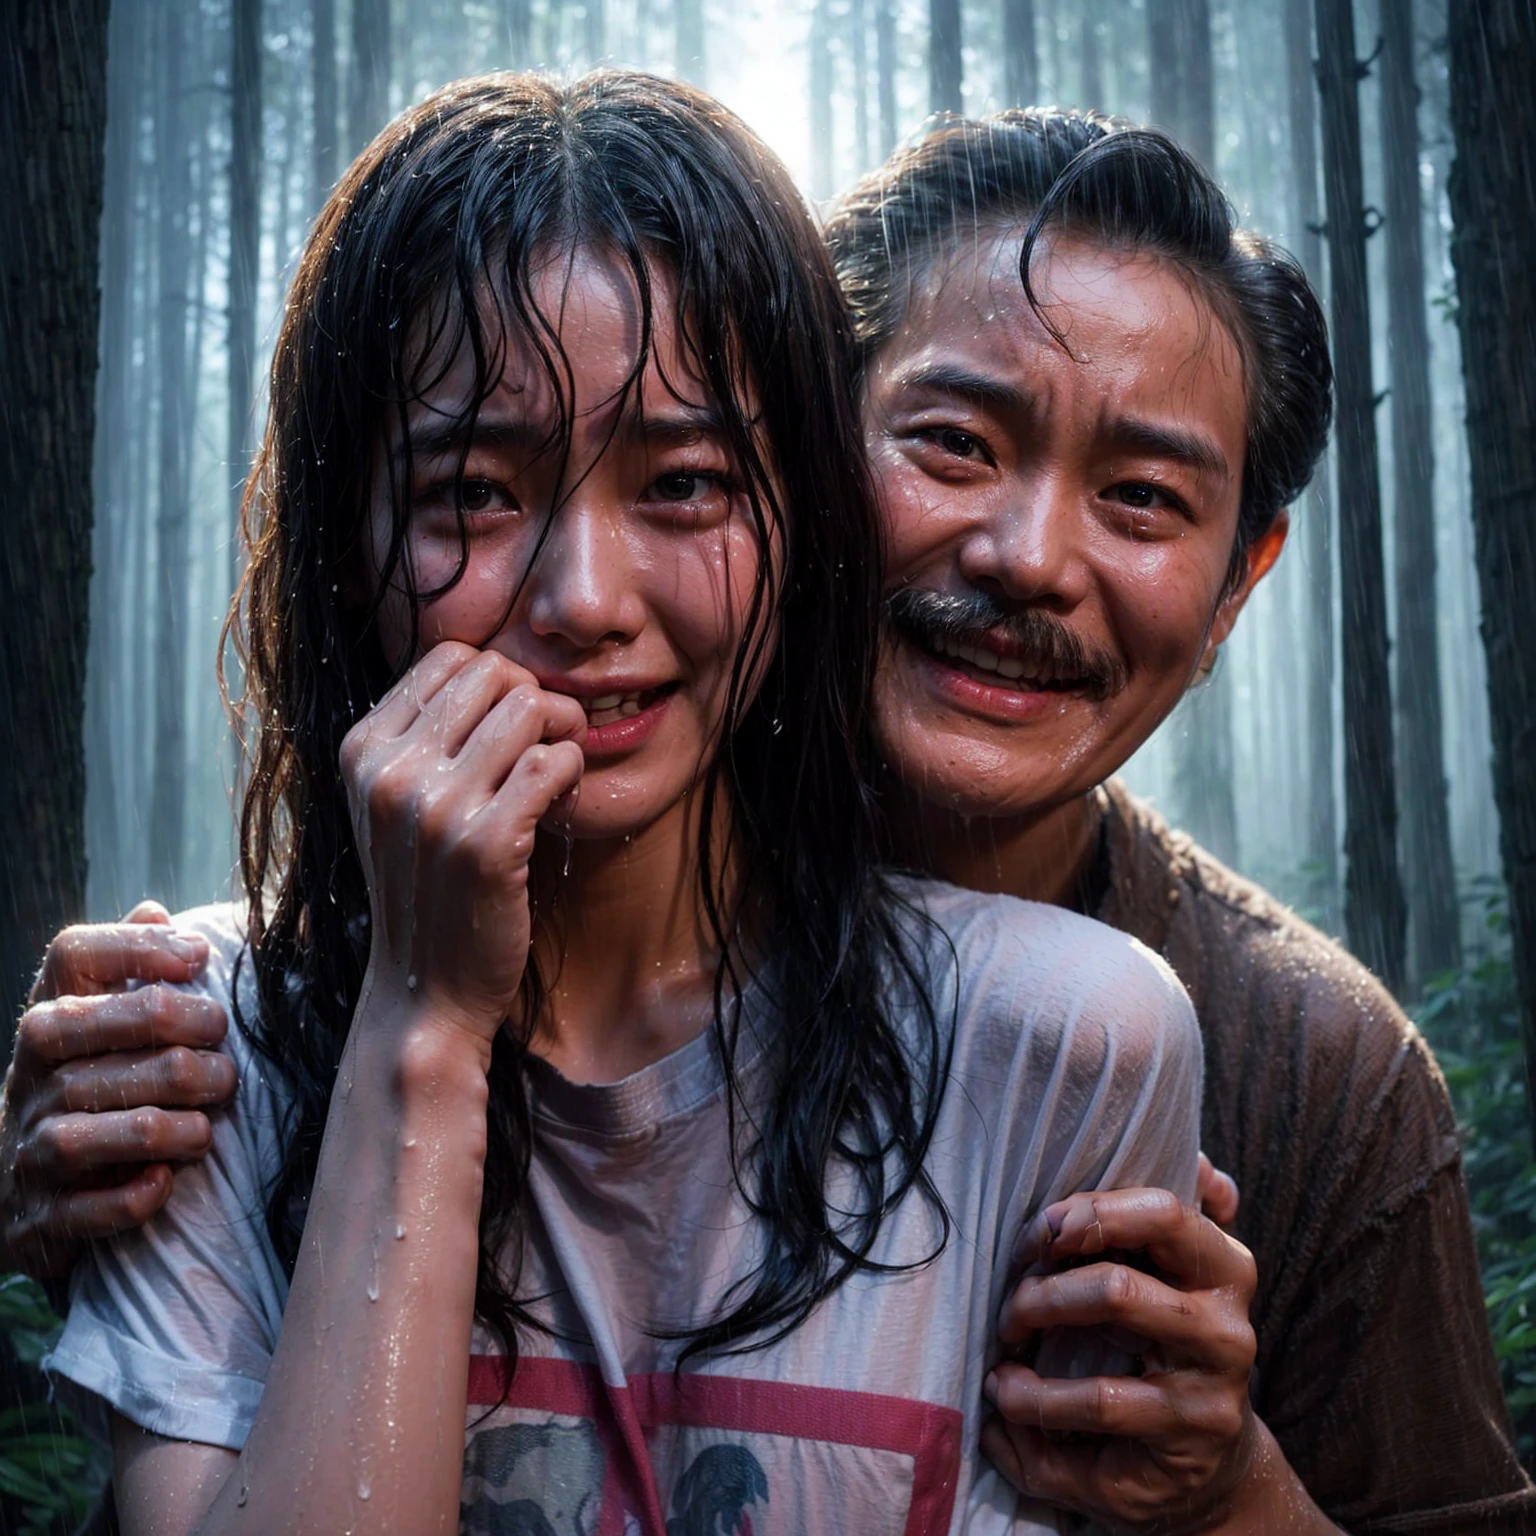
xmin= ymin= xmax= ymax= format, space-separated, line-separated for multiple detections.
xmin=0 ymin=903 xmax=236 ymax=1280
xmin=983 ymin=1187 xmax=1263 ymax=1534
xmin=1197 ymin=1151 xmax=1239 ymax=1228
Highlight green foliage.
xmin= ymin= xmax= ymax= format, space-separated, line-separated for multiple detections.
xmin=0 ymin=1275 xmax=108 ymax=1536
xmin=1414 ymin=892 xmax=1536 ymax=1463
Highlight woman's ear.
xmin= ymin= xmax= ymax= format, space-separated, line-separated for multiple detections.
xmin=1199 ymin=509 xmax=1291 ymax=668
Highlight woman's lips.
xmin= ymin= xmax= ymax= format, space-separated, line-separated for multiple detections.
xmin=578 ymin=686 xmax=673 ymax=757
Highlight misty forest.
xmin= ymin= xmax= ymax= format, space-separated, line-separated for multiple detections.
xmin=3 ymin=0 xmax=1536 ymax=1524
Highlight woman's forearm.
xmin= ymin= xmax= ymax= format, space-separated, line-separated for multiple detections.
xmin=192 ymin=1000 xmax=492 ymax=1536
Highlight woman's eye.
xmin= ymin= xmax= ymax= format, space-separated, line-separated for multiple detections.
xmin=415 ymin=477 xmax=517 ymax=519
xmin=651 ymin=470 xmax=718 ymax=503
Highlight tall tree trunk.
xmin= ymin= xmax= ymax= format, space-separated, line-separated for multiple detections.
xmin=148 ymin=0 xmax=193 ymax=906
xmin=1003 ymin=0 xmax=1037 ymax=107
xmin=676 ymin=0 xmax=705 ymax=83
xmin=1146 ymin=0 xmax=1214 ymax=166
xmin=809 ymin=0 xmax=834 ymax=198
xmin=1149 ymin=0 xmax=1236 ymax=865
xmin=229 ymin=0 xmax=263 ymax=548
xmin=87 ymin=0 xmax=145 ymax=919
xmin=1080 ymin=0 xmax=1103 ymax=112
xmin=0 ymin=0 xmax=111 ymax=1047
xmin=1383 ymin=0 xmax=1460 ymax=988
xmin=930 ymin=0 xmax=962 ymax=113
xmin=313 ymin=0 xmax=337 ymax=206
xmin=1446 ymin=0 xmax=1536 ymax=1123
xmin=1315 ymin=0 xmax=1408 ymax=992
xmin=1285 ymin=0 xmax=1339 ymax=929
xmin=851 ymin=0 xmax=870 ymax=172
xmin=502 ymin=0 xmax=531 ymax=66
xmin=586 ymin=0 xmax=606 ymax=63
xmin=349 ymin=0 xmax=391 ymax=155
xmin=876 ymin=0 xmax=897 ymax=156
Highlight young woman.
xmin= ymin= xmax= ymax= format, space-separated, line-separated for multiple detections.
xmin=40 ymin=74 xmax=1198 ymax=1535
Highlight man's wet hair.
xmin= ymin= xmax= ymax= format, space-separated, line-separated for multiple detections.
xmin=824 ymin=109 xmax=1334 ymax=589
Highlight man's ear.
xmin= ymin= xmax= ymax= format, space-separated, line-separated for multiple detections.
xmin=1200 ymin=510 xmax=1290 ymax=666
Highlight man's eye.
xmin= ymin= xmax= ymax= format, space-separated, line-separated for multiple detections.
xmin=1106 ymin=481 xmax=1170 ymax=510
xmin=934 ymin=428 xmax=984 ymax=460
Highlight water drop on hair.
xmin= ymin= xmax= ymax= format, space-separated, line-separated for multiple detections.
xmin=236 ymin=1485 xmax=249 ymax=1508
xmin=406 ymin=972 xmax=418 ymax=991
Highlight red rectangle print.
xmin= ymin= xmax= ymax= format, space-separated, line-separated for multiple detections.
xmin=464 ymin=1355 xmax=963 ymax=1536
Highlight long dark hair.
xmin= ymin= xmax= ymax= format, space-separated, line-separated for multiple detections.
xmin=227 ymin=71 xmax=951 ymax=1375
xmin=824 ymin=109 xmax=1333 ymax=590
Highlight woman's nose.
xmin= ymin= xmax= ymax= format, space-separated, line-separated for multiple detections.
xmin=523 ymin=500 xmax=645 ymax=650
xmin=955 ymin=476 xmax=1091 ymax=612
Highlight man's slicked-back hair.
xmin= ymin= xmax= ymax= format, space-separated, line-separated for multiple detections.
xmin=824 ymin=109 xmax=1334 ymax=587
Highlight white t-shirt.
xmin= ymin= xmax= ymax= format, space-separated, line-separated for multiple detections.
xmin=47 ymin=879 xmax=1201 ymax=1535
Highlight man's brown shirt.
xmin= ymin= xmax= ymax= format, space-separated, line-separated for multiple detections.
xmin=1094 ymin=779 xmax=1534 ymax=1533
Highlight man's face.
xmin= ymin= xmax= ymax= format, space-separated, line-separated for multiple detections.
xmin=864 ymin=230 xmax=1267 ymax=821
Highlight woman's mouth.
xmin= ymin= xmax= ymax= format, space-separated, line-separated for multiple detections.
xmin=582 ymin=685 xmax=671 ymax=727
xmin=578 ymin=683 xmax=678 ymax=756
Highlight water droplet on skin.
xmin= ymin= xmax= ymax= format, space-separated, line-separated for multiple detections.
xmin=395 ymin=1223 xmax=407 ymax=1240
xmin=406 ymin=972 xmax=418 ymax=991
xmin=366 ymin=1274 xmax=380 ymax=1302
xmin=236 ymin=1485 xmax=249 ymax=1508
xmin=402 ymin=1136 xmax=417 ymax=1150
xmin=358 ymin=1478 xmax=371 ymax=1500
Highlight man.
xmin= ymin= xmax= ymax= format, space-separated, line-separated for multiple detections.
xmin=5 ymin=110 xmax=1530 ymax=1533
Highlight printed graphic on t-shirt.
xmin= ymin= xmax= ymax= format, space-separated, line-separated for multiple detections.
xmin=462 ymin=1356 xmax=962 ymax=1536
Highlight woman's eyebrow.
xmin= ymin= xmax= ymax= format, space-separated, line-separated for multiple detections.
xmin=631 ymin=405 xmax=728 ymax=447
xmin=395 ymin=415 xmax=543 ymax=464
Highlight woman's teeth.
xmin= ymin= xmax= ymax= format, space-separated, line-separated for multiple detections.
xmin=929 ymin=633 xmax=1068 ymax=689
xmin=584 ymin=692 xmax=649 ymax=726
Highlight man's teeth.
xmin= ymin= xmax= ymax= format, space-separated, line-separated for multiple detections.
xmin=931 ymin=634 xmax=1060 ymax=686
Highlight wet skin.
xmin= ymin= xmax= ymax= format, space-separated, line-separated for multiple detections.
xmin=865 ymin=231 xmax=1286 ymax=899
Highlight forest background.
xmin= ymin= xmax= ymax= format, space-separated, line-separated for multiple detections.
xmin=2 ymin=0 xmax=1535 ymax=1526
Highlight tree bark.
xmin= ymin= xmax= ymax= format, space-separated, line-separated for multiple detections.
xmin=1146 ymin=0 xmax=1214 ymax=166
xmin=349 ymin=0 xmax=391 ymax=155
xmin=1003 ymin=0 xmax=1037 ymax=108
xmin=1315 ymin=0 xmax=1408 ymax=992
xmin=1285 ymin=0 xmax=1339 ymax=930
xmin=229 ymin=0 xmax=263 ymax=547
xmin=676 ymin=0 xmax=705 ymax=84
xmin=0 ymin=0 xmax=111 ymax=1047
xmin=1382 ymin=0 xmax=1460 ymax=988
xmin=876 ymin=0 xmax=897 ymax=156
xmin=1446 ymin=0 xmax=1536 ymax=1121
xmin=147 ymin=0 xmax=193 ymax=905
xmin=313 ymin=0 xmax=337 ymax=207
xmin=809 ymin=0 xmax=834 ymax=198
xmin=930 ymin=0 xmax=962 ymax=113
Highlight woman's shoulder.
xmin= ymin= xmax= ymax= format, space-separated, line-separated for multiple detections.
xmin=883 ymin=873 xmax=1200 ymax=1081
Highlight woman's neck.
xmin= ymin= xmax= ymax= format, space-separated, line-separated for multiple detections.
xmin=525 ymin=790 xmax=733 ymax=1084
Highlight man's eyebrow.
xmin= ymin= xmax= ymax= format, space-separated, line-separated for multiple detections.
xmin=887 ymin=362 xmax=1035 ymax=418
xmin=1104 ymin=416 xmax=1232 ymax=481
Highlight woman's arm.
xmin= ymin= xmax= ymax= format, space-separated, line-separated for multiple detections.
xmin=109 ymin=643 xmax=586 ymax=1536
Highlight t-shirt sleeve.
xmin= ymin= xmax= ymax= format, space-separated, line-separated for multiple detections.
xmin=42 ymin=908 xmax=290 ymax=1451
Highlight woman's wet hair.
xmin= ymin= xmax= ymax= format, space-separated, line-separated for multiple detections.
xmin=824 ymin=109 xmax=1334 ymax=590
xmin=229 ymin=71 xmax=952 ymax=1376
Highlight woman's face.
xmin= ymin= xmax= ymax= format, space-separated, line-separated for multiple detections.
xmin=366 ymin=249 xmax=769 ymax=843
xmin=863 ymin=230 xmax=1280 ymax=821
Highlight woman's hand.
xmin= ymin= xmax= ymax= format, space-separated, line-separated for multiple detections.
xmin=340 ymin=641 xmax=587 ymax=1044
xmin=983 ymin=1187 xmax=1274 ymax=1534
xmin=0 ymin=904 xmax=236 ymax=1280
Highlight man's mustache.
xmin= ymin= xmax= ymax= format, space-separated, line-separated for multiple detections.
xmin=884 ymin=586 xmax=1129 ymax=703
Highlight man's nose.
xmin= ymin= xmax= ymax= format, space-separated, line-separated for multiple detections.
xmin=956 ymin=475 xmax=1091 ymax=611
xmin=523 ymin=500 xmax=645 ymax=650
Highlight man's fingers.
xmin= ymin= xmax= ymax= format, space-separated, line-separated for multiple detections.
xmin=1197 ymin=1152 xmax=1241 ymax=1227
xmin=16 ymin=988 xmax=229 ymax=1067
xmin=1026 ymin=1189 xmax=1257 ymax=1294
xmin=124 ymin=901 xmax=173 ymax=926
xmin=17 ymin=1108 xmax=214 ymax=1183
xmin=56 ymin=1047 xmax=237 ymax=1114
xmin=30 ymin=1166 xmax=177 ymax=1244
xmin=981 ymin=1415 xmax=1109 ymax=1518
xmin=999 ymin=1263 xmax=1254 ymax=1369
xmin=986 ymin=1364 xmax=1194 ymax=1441
xmin=33 ymin=923 xmax=210 ymax=1002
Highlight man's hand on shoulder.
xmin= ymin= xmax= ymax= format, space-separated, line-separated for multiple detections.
xmin=0 ymin=903 xmax=237 ymax=1281
xmin=982 ymin=1185 xmax=1342 ymax=1535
